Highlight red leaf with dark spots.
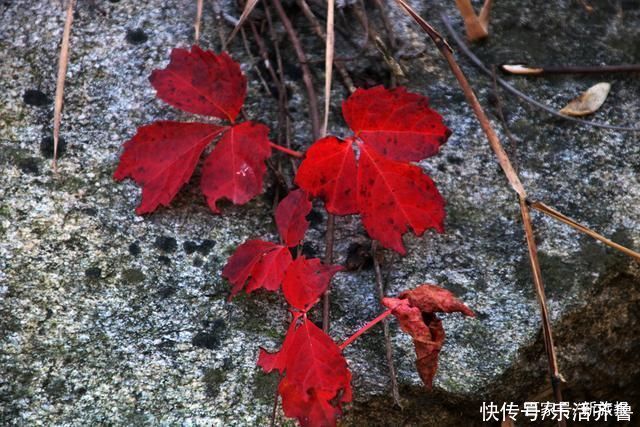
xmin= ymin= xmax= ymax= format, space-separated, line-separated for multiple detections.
xmin=282 ymin=257 xmax=343 ymax=312
xmin=343 ymin=86 xmax=450 ymax=162
xmin=113 ymin=121 xmax=224 ymax=215
xmin=357 ymin=143 xmax=445 ymax=254
xmin=275 ymin=189 xmax=312 ymax=247
xmin=258 ymin=317 xmax=352 ymax=427
xmin=222 ymin=239 xmax=292 ymax=297
xmin=294 ymin=136 xmax=358 ymax=215
xmin=382 ymin=284 xmax=474 ymax=388
xmin=200 ymin=121 xmax=272 ymax=213
xmin=296 ymin=86 xmax=449 ymax=254
xmin=150 ymin=45 xmax=246 ymax=122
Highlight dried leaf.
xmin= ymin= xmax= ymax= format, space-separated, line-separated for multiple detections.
xmin=559 ymin=82 xmax=611 ymax=117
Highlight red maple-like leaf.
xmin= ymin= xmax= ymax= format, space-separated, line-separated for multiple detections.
xmin=296 ymin=86 xmax=449 ymax=254
xmin=222 ymin=239 xmax=292 ymax=297
xmin=258 ymin=316 xmax=352 ymax=427
xmin=113 ymin=121 xmax=225 ymax=214
xmin=275 ymin=189 xmax=313 ymax=247
xmin=343 ymin=86 xmax=450 ymax=162
xmin=200 ymin=121 xmax=272 ymax=213
xmin=382 ymin=284 xmax=474 ymax=388
xmin=116 ymin=47 xmax=274 ymax=215
xmin=282 ymin=257 xmax=343 ymax=312
xmin=149 ymin=45 xmax=246 ymax=122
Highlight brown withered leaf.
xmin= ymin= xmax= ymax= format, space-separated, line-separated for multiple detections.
xmin=559 ymin=82 xmax=611 ymax=117
xmin=382 ymin=284 xmax=474 ymax=388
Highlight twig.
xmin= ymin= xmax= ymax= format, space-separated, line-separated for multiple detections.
xmin=372 ymin=241 xmax=402 ymax=408
xmin=441 ymin=15 xmax=640 ymax=132
xmin=391 ymin=2 xmax=566 ymax=423
xmin=519 ymin=197 xmax=565 ymax=413
xmin=372 ymin=0 xmax=397 ymax=50
xmin=295 ymin=0 xmax=355 ymax=92
xmin=226 ymin=0 xmax=260 ymax=45
xmin=271 ymin=0 xmax=321 ymax=140
xmin=194 ymin=0 xmax=203 ymax=42
xmin=529 ymin=201 xmax=640 ymax=262
xmin=490 ymin=66 xmax=519 ymax=172
xmin=52 ymin=0 xmax=76 ymax=171
xmin=501 ymin=63 xmax=640 ymax=76
xmin=323 ymin=0 xmax=335 ymax=137
xmin=454 ymin=0 xmax=490 ymax=41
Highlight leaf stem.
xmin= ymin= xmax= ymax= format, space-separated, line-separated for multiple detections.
xmin=339 ymin=308 xmax=394 ymax=350
xmin=269 ymin=142 xmax=304 ymax=158
xmin=372 ymin=241 xmax=402 ymax=408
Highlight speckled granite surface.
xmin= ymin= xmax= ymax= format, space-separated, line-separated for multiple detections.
xmin=1 ymin=0 xmax=639 ymax=425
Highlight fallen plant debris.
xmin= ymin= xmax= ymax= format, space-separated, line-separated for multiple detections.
xmin=559 ymin=82 xmax=611 ymax=117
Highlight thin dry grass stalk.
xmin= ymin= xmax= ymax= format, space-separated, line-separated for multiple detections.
xmin=322 ymin=0 xmax=335 ymax=137
xmin=53 ymin=0 xmax=76 ymax=171
xmin=194 ymin=0 xmax=204 ymax=42
xmin=226 ymin=0 xmax=260 ymax=46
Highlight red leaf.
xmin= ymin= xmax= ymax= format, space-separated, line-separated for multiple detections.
xmin=343 ymin=86 xmax=450 ymax=162
xmin=149 ymin=46 xmax=246 ymax=122
xmin=200 ymin=121 xmax=272 ymax=213
xmin=294 ymin=136 xmax=358 ymax=215
xmin=113 ymin=121 xmax=224 ymax=215
xmin=382 ymin=284 xmax=474 ymax=388
xmin=275 ymin=189 xmax=312 ymax=247
xmin=222 ymin=239 xmax=292 ymax=297
xmin=296 ymin=86 xmax=449 ymax=254
xmin=258 ymin=317 xmax=352 ymax=427
xmin=357 ymin=143 xmax=445 ymax=255
xmin=282 ymin=257 xmax=343 ymax=312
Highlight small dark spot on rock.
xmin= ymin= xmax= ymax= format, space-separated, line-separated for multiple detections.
xmin=345 ymin=242 xmax=373 ymax=271
xmin=40 ymin=136 xmax=67 ymax=159
xmin=126 ymin=28 xmax=148 ymax=44
xmin=446 ymin=156 xmax=463 ymax=165
xmin=155 ymin=236 xmax=177 ymax=252
xmin=158 ymin=255 xmax=171 ymax=265
xmin=302 ymin=242 xmax=317 ymax=258
xmin=203 ymin=368 xmax=226 ymax=398
xmin=183 ymin=240 xmax=198 ymax=254
xmin=18 ymin=157 xmax=40 ymax=175
xmin=158 ymin=285 xmax=175 ymax=298
xmin=197 ymin=239 xmax=215 ymax=255
xmin=193 ymin=256 xmax=203 ymax=267
xmin=81 ymin=207 xmax=97 ymax=216
xmin=45 ymin=378 xmax=67 ymax=398
xmin=192 ymin=319 xmax=226 ymax=350
xmin=23 ymin=89 xmax=50 ymax=106
xmin=85 ymin=267 xmax=102 ymax=280
xmin=122 ymin=268 xmax=145 ymax=284
xmin=306 ymin=209 xmax=324 ymax=229
xmin=128 ymin=242 xmax=141 ymax=256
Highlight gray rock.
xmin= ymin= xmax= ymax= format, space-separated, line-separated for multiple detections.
xmin=1 ymin=0 xmax=639 ymax=425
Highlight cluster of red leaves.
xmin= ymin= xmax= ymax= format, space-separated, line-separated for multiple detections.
xmin=224 ymin=190 xmax=350 ymax=426
xmin=114 ymin=45 xmax=273 ymax=214
xmin=383 ymin=284 xmax=474 ymax=388
xmin=114 ymin=46 xmax=475 ymax=427
xmin=296 ymin=86 xmax=450 ymax=254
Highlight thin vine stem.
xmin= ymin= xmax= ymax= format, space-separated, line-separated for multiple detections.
xmin=339 ymin=308 xmax=394 ymax=350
